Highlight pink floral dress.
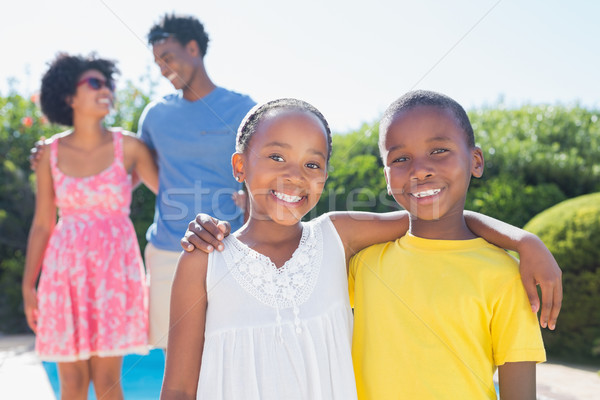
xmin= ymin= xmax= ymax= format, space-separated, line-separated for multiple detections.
xmin=35 ymin=131 xmax=148 ymax=361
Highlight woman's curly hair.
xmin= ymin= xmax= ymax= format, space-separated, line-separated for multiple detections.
xmin=40 ymin=53 xmax=119 ymax=126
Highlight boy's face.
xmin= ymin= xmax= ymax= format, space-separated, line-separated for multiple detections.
xmin=152 ymin=37 xmax=197 ymax=90
xmin=381 ymin=105 xmax=483 ymax=223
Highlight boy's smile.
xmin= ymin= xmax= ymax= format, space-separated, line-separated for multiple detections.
xmin=381 ymin=105 xmax=483 ymax=239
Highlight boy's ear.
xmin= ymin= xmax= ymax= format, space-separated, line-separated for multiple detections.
xmin=471 ymin=147 xmax=484 ymax=178
xmin=185 ymin=39 xmax=201 ymax=58
xmin=231 ymin=152 xmax=245 ymax=182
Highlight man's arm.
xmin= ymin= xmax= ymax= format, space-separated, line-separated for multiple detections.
xmin=498 ymin=362 xmax=536 ymax=400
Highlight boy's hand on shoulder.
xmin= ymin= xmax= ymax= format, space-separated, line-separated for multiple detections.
xmin=181 ymin=214 xmax=230 ymax=253
xmin=518 ymin=234 xmax=562 ymax=330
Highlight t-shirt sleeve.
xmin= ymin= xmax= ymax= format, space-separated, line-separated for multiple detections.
xmin=137 ymin=103 xmax=155 ymax=150
xmin=491 ymin=275 xmax=546 ymax=365
xmin=348 ymin=252 xmax=361 ymax=309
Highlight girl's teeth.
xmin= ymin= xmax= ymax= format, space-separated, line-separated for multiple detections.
xmin=274 ymin=191 xmax=302 ymax=203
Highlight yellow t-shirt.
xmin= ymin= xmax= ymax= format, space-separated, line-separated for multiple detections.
xmin=348 ymin=234 xmax=546 ymax=400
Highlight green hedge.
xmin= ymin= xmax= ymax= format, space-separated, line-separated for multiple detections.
xmin=524 ymin=193 xmax=600 ymax=361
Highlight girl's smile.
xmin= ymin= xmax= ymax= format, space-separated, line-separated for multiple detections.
xmin=272 ymin=190 xmax=306 ymax=205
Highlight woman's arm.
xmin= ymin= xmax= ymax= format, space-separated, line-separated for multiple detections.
xmin=123 ymin=133 xmax=159 ymax=194
xmin=22 ymin=145 xmax=56 ymax=333
xmin=464 ymin=211 xmax=562 ymax=330
xmin=498 ymin=362 xmax=536 ymax=400
xmin=160 ymin=250 xmax=208 ymax=400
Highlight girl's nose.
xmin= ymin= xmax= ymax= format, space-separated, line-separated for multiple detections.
xmin=282 ymin=164 xmax=304 ymax=182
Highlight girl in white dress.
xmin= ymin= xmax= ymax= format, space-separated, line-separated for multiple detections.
xmin=161 ymin=99 xmax=562 ymax=400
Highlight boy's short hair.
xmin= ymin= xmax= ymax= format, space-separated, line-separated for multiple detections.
xmin=147 ymin=14 xmax=210 ymax=57
xmin=40 ymin=53 xmax=118 ymax=126
xmin=379 ymin=90 xmax=475 ymax=150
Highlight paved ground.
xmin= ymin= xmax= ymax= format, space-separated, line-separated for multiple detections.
xmin=0 ymin=334 xmax=598 ymax=399
xmin=0 ymin=334 xmax=54 ymax=399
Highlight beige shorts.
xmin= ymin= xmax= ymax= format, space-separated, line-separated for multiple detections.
xmin=145 ymin=243 xmax=180 ymax=349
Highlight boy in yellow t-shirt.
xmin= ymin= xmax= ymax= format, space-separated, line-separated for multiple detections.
xmin=349 ymin=90 xmax=545 ymax=400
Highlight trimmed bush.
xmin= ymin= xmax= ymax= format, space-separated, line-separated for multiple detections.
xmin=524 ymin=192 xmax=600 ymax=361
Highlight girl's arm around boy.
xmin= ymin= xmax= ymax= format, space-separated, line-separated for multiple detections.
xmin=181 ymin=209 xmax=562 ymax=330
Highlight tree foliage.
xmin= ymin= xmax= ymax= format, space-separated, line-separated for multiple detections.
xmin=0 ymin=92 xmax=55 ymax=332
xmin=311 ymin=123 xmax=399 ymax=219
xmin=524 ymin=193 xmax=600 ymax=361
xmin=465 ymin=105 xmax=600 ymax=226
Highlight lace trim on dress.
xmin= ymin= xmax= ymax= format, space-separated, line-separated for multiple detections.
xmin=222 ymin=221 xmax=323 ymax=338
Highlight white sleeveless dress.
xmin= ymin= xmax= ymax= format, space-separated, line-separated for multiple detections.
xmin=197 ymin=215 xmax=357 ymax=399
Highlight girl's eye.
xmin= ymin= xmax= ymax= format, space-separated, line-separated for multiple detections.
xmin=269 ymin=154 xmax=284 ymax=162
xmin=432 ymin=149 xmax=448 ymax=155
xmin=306 ymin=162 xmax=321 ymax=170
xmin=392 ymin=156 xmax=409 ymax=163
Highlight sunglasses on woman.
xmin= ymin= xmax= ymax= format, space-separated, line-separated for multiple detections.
xmin=77 ymin=77 xmax=115 ymax=92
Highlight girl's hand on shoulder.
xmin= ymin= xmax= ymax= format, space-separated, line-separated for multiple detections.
xmin=181 ymin=214 xmax=230 ymax=253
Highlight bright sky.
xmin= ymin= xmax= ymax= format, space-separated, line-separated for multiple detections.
xmin=2 ymin=0 xmax=598 ymax=132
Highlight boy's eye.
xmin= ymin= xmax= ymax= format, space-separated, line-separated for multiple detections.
xmin=269 ymin=154 xmax=284 ymax=162
xmin=432 ymin=149 xmax=448 ymax=155
xmin=392 ymin=156 xmax=409 ymax=163
xmin=306 ymin=162 xmax=321 ymax=170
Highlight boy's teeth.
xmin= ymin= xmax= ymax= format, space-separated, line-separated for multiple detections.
xmin=167 ymin=73 xmax=177 ymax=81
xmin=99 ymin=98 xmax=110 ymax=104
xmin=412 ymin=189 xmax=441 ymax=198
xmin=273 ymin=191 xmax=302 ymax=203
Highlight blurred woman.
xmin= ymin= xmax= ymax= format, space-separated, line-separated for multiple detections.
xmin=22 ymin=53 xmax=158 ymax=400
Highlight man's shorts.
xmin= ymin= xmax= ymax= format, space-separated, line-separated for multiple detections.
xmin=145 ymin=243 xmax=180 ymax=349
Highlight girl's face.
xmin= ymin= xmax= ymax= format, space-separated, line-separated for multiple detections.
xmin=237 ymin=109 xmax=329 ymax=226
xmin=70 ymin=69 xmax=113 ymax=120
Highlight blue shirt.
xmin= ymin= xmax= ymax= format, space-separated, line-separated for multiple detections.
xmin=138 ymin=87 xmax=256 ymax=251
